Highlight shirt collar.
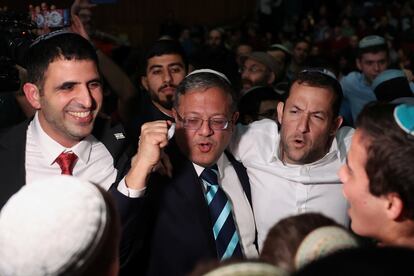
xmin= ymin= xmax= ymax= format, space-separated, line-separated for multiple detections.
xmin=32 ymin=112 xmax=93 ymax=165
xmin=272 ymin=135 xmax=340 ymax=167
xmin=193 ymin=154 xmax=228 ymax=178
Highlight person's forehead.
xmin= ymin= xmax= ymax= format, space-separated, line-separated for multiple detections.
xmin=178 ymin=87 xmax=230 ymax=108
xmin=287 ymin=82 xmax=334 ymax=109
xmin=295 ymin=42 xmax=309 ymax=50
xmin=244 ymin=58 xmax=267 ymax=68
xmin=147 ymin=54 xmax=184 ymax=68
xmin=360 ymin=51 xmax=387 ymax=61
xmin=209 ymin=30 xmax=221 ymax=38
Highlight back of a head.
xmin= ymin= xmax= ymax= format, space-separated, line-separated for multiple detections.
xmin=372 ymin=69 xmax=414 ymax=102
xmin=289 ymin=68 xmax=343 ymax=117
xmin=24 ymin=30 xmax=99 ymax=87
xmin=260 ymin=213 xmax=341 ymax=273
xmin=294 ymin=246 xmax=414 ymax=276
xmin=356 ymin=102 xmax=414 ymax=219
xmin=238 ymin=86 xmax=283 ymax=123
xmin=201 ymin=261 xmax=288 ymax=276
xmin=143 ymin=39 xmax=188 ymax=75
xmin=0 ymin=175 xmax=120 ymax=276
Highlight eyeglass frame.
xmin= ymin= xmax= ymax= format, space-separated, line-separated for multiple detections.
xmin=175 ymin=112 xmax=234 ymax=130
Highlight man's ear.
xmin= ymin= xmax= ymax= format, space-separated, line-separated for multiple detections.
xmin=384 ymin=193 xmax=404 ymax=221
xmin=141 ymin=76 xmax=149 ymax=91
xmin=268 ymin=72 xmax=276 ymax=85
xmin=23 ymin=83 xmax=41 ymax=109
xmin=232 ymin=112 xmax=239 ymax=126
xmin=276 ymin=101 xmax=284 ymax=125
xmin=356 ymin=58 xmax=362 ymax=71
xmin=330 ymin=115 xmax=344 ymax=136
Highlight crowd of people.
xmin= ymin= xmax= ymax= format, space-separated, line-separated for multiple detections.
xmin=0 ymin=0 xmax=413 ymax=275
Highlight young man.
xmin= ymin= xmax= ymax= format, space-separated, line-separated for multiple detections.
xmin=340 ymin=35 xmax=389 ymax=124
xmin=339 ymin=102 xmax=414 ymax=248
xmin=0 ymin=31 xmax=132 ymax=208
xmin=119 ymin=70 xmax=257 ymax=275
xmin=127 ymin=39 xmax=188 ymax=143
xmin=230 ymin=68 xmax=352 ymax=249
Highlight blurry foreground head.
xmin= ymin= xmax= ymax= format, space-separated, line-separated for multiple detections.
xmin=261 ymin=213 xmax=358 ymax=273
xmin=0 ymin=175 xmax=120 ymax=276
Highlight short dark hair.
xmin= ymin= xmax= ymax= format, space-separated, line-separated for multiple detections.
xmin=24 ymin=31 xmax=99 ymax=88
xmin=357 ymin=44 xmax=388 ymax=59
xmin=142 ymin=39 xmax=188 ymax=75
xmin=238 ymin=86 xmax=282 ymax=123
xmin=287 ymin=69 xmax=343 ymax=117
xmin=174 ymin=71 xmax=237 ymax=113
xmin=356 ymin=102 xmax=414 ymax=219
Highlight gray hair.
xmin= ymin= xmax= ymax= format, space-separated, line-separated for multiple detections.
xmin=174 ymin=71 xmax=238 ymax=113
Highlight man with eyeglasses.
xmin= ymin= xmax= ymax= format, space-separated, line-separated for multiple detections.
xmin=239 ymin=52 xmax=282 ymax=95
xmin=230 ymin=68 xmax=353 ymax=250
xmin=119 ymin=69 xmax=258 ymax=276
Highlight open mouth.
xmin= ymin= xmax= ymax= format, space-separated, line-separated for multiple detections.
xmin=67 ymin=111 xmax=93 ymax=123
xmin=198 ymin=142 xmax=212 ymax=153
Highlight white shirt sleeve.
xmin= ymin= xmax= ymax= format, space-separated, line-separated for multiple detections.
xmin=117 ymin=177 xmax=146 ymax=198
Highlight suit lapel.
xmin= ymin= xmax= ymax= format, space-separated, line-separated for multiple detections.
xmin=0 ymin=120 xmax=28 ymax=208
xmin=168 ymin=144 xmax=217 ymax=254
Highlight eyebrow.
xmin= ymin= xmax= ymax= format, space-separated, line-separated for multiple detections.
xmin=148 ymin=62 xmax=184 ymax=71
xmin=55 ymin=81 xmax=79 ymax=90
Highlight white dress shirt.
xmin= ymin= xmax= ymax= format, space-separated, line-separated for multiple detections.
xmin=25 ymin=112 xmax=132 ymax=195
xmin=193 ymin=154 xmax=258 ymax=258
xmin=230 ymin=119 xmax=353 ymax=250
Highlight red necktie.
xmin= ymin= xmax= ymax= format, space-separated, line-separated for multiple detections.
xmin=55 ymin=152 xmax=78 ymax=175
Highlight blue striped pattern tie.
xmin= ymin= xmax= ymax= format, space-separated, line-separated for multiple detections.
xmin=200 ymin=165 xmax=243 ymax=260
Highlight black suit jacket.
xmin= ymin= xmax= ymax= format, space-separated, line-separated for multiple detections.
xmin=0 ymin=117 xmax=131 ymax=209
xmin=115 ymin=141 xmax=254 ymax=276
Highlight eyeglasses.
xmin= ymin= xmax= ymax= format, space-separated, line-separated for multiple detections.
xmin=176 ymin=113 xmax=231 ymax=130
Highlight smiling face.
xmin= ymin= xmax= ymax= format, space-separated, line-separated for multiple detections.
xmin=277 ymin=82 xmax=342 ymax=164
xmin=173 ymin=87 xmax=238 ymax=167
xmin=25 ymin=58 xmax=102 ymax=148
xmin=141 ymin=54 xmax=186 ymax=114
xmin=338 ymin=129 xmax=388 ymax=239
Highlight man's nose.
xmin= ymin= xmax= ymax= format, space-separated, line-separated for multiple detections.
xmin=77 ymin=86 xmax=93 ymax=108
xmin=297 ymin=114 xmax=310 ymax=133
xmin=198 ymin=120 xmax=214 ymax=136
xmin=163 ymin=70 xmax=172 ymax=83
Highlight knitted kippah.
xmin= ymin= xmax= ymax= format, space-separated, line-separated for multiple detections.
xmin=0 ymin=175 xmax=109 ymax=276
xmin=394 ymin=104 xmax=414 ymax=136
xmin=294 ymin=226 xmax=359 ymax=270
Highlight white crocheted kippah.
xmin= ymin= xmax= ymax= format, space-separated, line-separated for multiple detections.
xmin=294 ymin=226 xmax=359 ymax=270
xmin=186 ymin=68 xmax=231 ymax=84
xmin=0 ymin=175 xmax=108 ymax=276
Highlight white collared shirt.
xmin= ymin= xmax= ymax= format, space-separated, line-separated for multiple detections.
xmin=230 ymin=119 xmax=353 ymax=250
xmin=193 ymin=154 xmax=258 ymax=258
xmin=25 ymin=112 xmax=133 ymax=195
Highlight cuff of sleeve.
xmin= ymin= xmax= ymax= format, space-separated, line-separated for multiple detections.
xmin=117 ymin=177 xmax=146 ymax=198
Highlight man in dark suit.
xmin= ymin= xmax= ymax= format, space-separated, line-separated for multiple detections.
xmin=0 ymin=31 xmax=131 ymax=208
xmin=118 ymin=69 xmax=258 ymax=275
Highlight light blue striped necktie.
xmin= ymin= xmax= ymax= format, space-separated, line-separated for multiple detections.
xmin=200 ymin=164 xmax=243 ymax=260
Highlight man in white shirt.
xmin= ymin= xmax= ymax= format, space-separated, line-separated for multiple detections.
xmin=230 ymin=68 xmax=353 ymax=249
xmin=0 ymin=31 xmax=134 ymax=208
xmin=120 ymin=69 xmax=257 ymax=275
